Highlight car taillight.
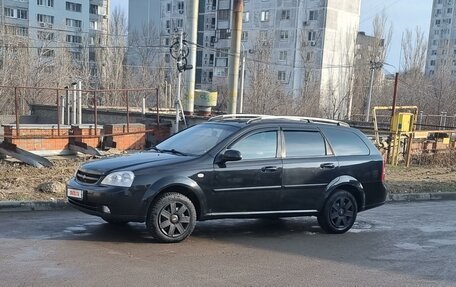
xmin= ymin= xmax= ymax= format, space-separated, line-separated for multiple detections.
xmin=381 ymin=160 xmax=386 ymax=182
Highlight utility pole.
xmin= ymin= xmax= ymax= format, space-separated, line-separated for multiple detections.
xmin=238 ymin=54 xmax=245 ymax=114
xmin=183 ymin=0 xmax=199 ymax=115
xmin=365 ymin=60 xmax=383 ymax=122
xmin=170 ymin=30 xmax=191 ymax=133
xmin=227 ymin=0 xmax=244 ymax=114
xmin=176 ymin=30 xmax=184 ymax=133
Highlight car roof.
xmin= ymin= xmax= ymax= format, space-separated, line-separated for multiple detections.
xmin=208 ymin=114 xmax=350 ymax=128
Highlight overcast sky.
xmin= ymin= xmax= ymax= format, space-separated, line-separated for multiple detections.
xmin=111 ymin=0 xmax=433 ymax=73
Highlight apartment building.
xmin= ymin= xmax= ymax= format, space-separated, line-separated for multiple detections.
xmin=129 ymin=0 xmax=360 ymax=117
xmin=426 ymin=0 xmax=456 ymax=76
xmin=1 ymin=0 xmax=109 ymax=65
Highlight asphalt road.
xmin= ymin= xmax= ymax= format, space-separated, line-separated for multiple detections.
xmin=1 ymin=201 xmax=455 ymax=287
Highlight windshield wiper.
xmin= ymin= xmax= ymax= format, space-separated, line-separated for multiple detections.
xmin=160 ymin=149 xmax=188 ymax=156
xmin=150 ymin=147 xmax=162 ymax=153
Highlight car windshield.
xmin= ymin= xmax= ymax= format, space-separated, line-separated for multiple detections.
xmin=155 ymin=123 xmax=239 ymax=156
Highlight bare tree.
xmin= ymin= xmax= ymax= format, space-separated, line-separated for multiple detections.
xmin=243 ymin=36 xmax=288 ymax=115
xmin=351 ymin=12 xmax=392 ymax=120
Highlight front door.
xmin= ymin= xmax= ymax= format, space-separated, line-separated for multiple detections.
xmin=210 ymin=129 xmax=282 ymax=214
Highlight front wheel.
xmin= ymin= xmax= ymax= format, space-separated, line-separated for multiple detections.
xmin=147 ymin=192 xmax=197 ymax=243
xmin=318 ymin=190 xmax=358 ymax=234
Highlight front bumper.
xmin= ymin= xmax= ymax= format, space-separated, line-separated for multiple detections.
xmin=66 ymin=178 xmax=147 ymax=222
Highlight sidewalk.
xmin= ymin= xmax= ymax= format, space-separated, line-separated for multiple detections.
xmin=1 ymin=192 xmax=456 ymax=212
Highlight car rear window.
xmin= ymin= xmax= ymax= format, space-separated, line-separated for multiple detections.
xmin=284 ymin=131 xmax=326 ymax=157
xmin=323 ymin=129 xmax=370 ymax=156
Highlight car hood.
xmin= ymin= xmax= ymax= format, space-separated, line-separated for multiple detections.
xmin=79 ymin=151 xmax=192 ymax=175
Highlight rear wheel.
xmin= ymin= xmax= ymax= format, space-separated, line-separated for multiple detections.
xmin=147 ymin=192 xmax=197 ymax=243
xmin=318 ymin=190 xmax=357 ymax=234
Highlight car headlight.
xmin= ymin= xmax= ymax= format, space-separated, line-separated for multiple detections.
xmin=101 ymin=171 xmax=135 ymax=187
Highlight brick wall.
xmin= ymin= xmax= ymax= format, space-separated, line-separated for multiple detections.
xmin=3 ymin=125 xmax=70 ymax=151
xmin=104 ymin=123 xmax=146 ymax=150
xmin=71 ymin=125 xmax=102 ymax=148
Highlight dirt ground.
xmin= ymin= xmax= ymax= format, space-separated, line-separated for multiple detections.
xmin=0 ymin=156 xmax=455 ymax=201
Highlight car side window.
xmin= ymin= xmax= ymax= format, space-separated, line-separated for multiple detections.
xmin=323 ymin=129 xmax=370 ymax=156
xmin=284 ymin=130 xmax=326 ymax=157
xmin=230 ymin=131 xmax=277 ymax=160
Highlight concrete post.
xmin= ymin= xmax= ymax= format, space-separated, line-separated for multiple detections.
xmin=72 ymin=83 xmax=77 ymax=125
xmin=183 ymin=0 xmax=199 ymax=115
xmin=78 ymin=81 xmax=82 ymax=125
xmin=227 ymin=0 xmax=243 ymax=114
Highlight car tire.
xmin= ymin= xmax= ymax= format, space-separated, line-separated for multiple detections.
xmin=102 ymin=218 xmax=129 ymax=225
xmin=147 ymin=192 xmax=197 ymax=243
xmin=318 ymin=190 xmax=358 ymax=234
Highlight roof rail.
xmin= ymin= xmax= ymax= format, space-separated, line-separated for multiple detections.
xmin=208 ymin=114 xmax=350 ymax=127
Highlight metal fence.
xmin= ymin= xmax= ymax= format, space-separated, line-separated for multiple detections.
xmin=351 ymin=113 xmax=456 ymax=130
xmin=0 ymin=85 xmax=170 ymax=138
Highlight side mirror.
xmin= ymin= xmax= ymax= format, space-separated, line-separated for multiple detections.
xmin=220 ymin=149 xmax=242 ymax=162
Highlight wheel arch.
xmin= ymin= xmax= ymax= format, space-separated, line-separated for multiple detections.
xmin=321 ymin=176 xmax=366 ymax=212
xmin=141 ymin=176 xmax=207 ymax=220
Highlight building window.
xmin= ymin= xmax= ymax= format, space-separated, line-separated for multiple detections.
xmin=308 ymin=31 xmax=316 ymax=41
xmin=176 ymin=19 xmax=183 ymax=28
xmin=37 ymin=14 xmax=54 ymax=24
xmin=38 ymin=31 xmax=54 ymax=40
xmin=279 ymin=51 xmax=287 ymax=61
xmin=218 ymin=9 xmax=230 ymax=21
xmin=4 ymin=8 xmax=14 ymax=18
xmin=39 ymin=48 xmax=55 ymax=57
xmin=241 ymin=31 xmax=248 ymax=41
xmin=243 ymin=11 xmax=249 ymax=22
xmin=17 ymin=9 xmax=28 ymax=19
xmin=447 ymin=8 xmax=453 ymax=13
xmin=66 ymin=2 xmax=82 ymax=12
xmin=431 ymin=50 xmax=437 ymax=55
xmin=66 ymin=35 xmax=82 ymax=43
xmin=5 ymin=25 xmax=29 ymax=36
xmin=166 ymin=3 xmax=171 ymax=12
xmin=66 ymin=18 xmax=82 ymax=28
xmin=430 ymin=60 xmax=435 ymax=66
xmin=72 ymin=51 xmax=81 ymax=61
xmin=177 ymin=1 xmax=184 ymax=11
xmin=260 ymin=10 xmax=269 ymax=22
xmin=280 ymin=30 xmax=289 ymax=41
xmin=306 ymin=51 xmax=313 ymax=61
xmin=4 ymin=8 xmax=28 ymax=19
xmin=436 ymin=19 xmax=441 ymax=25
xmin=259 ymin=30 xmax=268 ymax=40
xmin=90 ymin=4 xmax=99 ymax=15
xmin=281 ymin=10 xmax=290 ymax=20
xmin=278 ymin=71 xmax=286 ymax=82
xmin=37 ymin=0 xmax=54 ymax=7
xmin=90 ymin=21 xmax=98 ymax=29
xmin=309 ymin=10 xmax=318 ymax=20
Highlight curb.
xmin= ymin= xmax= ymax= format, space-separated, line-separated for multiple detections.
xmin=0 ymin=192 xmax=456 ymax=212
xmin=0 ymin=200 xmax=68 ymax=212
xmin=387 ymin=192 xmax=456 ymax=202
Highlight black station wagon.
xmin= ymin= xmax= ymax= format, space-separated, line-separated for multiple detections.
xmin=67 ymin=115 xmax=387 ymax=243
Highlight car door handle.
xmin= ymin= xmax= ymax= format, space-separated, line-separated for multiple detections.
xmin=261 ymin=166 xmax=278 ymax=172
xmin=320 ymin=163 xmax=336 ymax=169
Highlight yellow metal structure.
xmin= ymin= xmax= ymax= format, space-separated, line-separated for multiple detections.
xmin=390 ymin=112 xmax=413 ymax=133
xmin=372 ymin=106 xmax=418 ymax=167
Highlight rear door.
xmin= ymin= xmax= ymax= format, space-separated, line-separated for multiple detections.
xmin=280 ymin=128 xmax=339 ymax=211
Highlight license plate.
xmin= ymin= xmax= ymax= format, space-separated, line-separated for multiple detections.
xmin=67 ymin=188 xmax=83 ymax=199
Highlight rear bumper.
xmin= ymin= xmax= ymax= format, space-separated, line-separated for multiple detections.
xmin=66 ymin=178 xmax=147 ymax=222
xmin=363 ymin=182 xmax=388 ymax=211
